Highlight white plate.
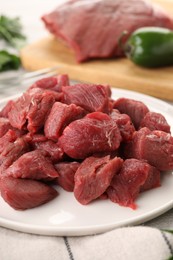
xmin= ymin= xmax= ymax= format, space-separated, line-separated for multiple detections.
xmin=0 ymin=88 xmax=173 ymax=236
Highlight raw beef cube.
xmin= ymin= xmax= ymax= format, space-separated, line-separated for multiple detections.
xmin=0 ymin=176 xmax=58 ymax=210
xmin=54 ymin=74 xmax=69 ymax=92
xmin=42 ymin=0 xmax=173 ymax=62
xmin=27 ymin=91 xmax=56 ymax=133
xmin=123 ymin=127 xmax=151 ymax=159
xmin=99 ymin=193 xmax=108 ymax=200
xmin=6 ymin=150 xmax=59 ymax=181
xmin=62 ymin=84 xmax=110 ymax=113
xmin=0 ymin=118 xmax=25 ymax=139
xmin=124 ymin=127 xmax=173 ymax=171
xmin=30 ymin=74 xmax=69 ymax=92
xmin=110 ymin=109 xmax=135 ymax=141
xmin=44 ymin=102 xmax=85 ymax=141
xmin=107 ymin=159 xmax=160 ymax=209
xmin=140 ymin=111 xmax=171 ymax=133
xmin=140 ymin=165 xmax=160 ymax=192
xmin=0 ymin=130 xmax=18 ymax=154
xmin=27 ymin=133 xmax=47 ymax=143
xmin=8 ymin=92 xmax=32 ymax=130
xmin=32 ymin=139 xmax=64 ymax=163
xmin=0 ymin=118 xmax=13 ymax=138
xmin=28 ymin=87 xmax=63 ymax=101
xmin=0 ymin=136 xmax=30 ymax=173
xmin=74 ymin=155 xmax=123 ymax=205
xmin=8 ymin=88 xmax=60 ymax=132
xmin=0 ymin=100 xmax=14 ymax=118
xmin=54 ymin=161 xmax=80 ymax=191
xmin=58 ymin=112 xmax=122 ymax=159
xmin=113 ymin=98 xmax=149 ymax=129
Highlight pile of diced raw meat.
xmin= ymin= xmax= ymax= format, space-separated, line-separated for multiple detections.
xmin=42 ymin=0 xmax=173 ymax=62
xmin=0 ymin=74 xmax=173 ymax=210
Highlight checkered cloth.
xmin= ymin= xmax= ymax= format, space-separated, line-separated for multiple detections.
xmin=0 ymin=226 xmax=172 ymax=260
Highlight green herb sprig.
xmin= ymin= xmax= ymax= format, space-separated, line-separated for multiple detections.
xmin=0 ymin=15 xmax=26 ymax=49
xmin=0 ymin=50 xmax=21 ymax=72
xmin=0 ymin=15 xmax=26 ymax=72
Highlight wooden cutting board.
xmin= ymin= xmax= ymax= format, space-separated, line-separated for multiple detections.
xmin=20 ymin=0 xmax=173 ymax=101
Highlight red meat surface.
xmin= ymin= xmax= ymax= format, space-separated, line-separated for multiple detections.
xmin=30 ymin=74 xmax=69 ymax=92
xmin=62 ymin=84 xmax=110 ymax=113
xmin=110 ymin=109 xmax=135 ymax=141
xmin=0 ymin=75 xmax=172 ymax=211
xmin=58 ymin=112 xmax=122 ymax=159
xmin=8 ymin=88 xmax=61 ymax=133
xmin=42 ymin=0 xmax=173 ymax=62
xmin=54 ymin=161 xmax=80 ymax=191
xmin=113 ymin=98 xmax=149 ymax=129
xmin=124 ymin=127 xmax=173 ymax=171
xmin=0 ymin=176 xmax=58 ymax=210
xmin=139 ymin=111 xmax=171 ymax=133
xmin=0 ymin=130 xmax=18 ymax=154
xmin=0 ymin=100 xmax=14 ymax=118
xmin=0 ymin=135 xmax=30 ymax=173
xmin=32 ymin=139 xmax=64 ymax=163
xmin=140 ymin=165 xmax=160 ymax=192
xmin=107 ymin=159 xmax=160 ymax=209
xmin=6 ymin=150 xmax=59 ymax=181
xmin=0 ymin=118 xmax=13 ymax=138
xmin=74 ymin=155 xmax=123 ymax=205
xmin=44 ymin=101 xmax=85 ymax=141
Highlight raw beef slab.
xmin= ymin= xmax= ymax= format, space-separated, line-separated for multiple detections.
xmin=42 ymin=0 xmax=173 ymax=62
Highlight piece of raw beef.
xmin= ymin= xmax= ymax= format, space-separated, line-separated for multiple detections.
xmin=0 ymin=130 xmax=18 ymax=154
xmin=110 ymin=109 xmax=135 ymax=141
xmin=113 ymin=98 xmax=149 ymax=129
xmin=58 ymin=112 xmax=122 ymax=159
xmin=139 ymin=111 xmax=171 ymax=133
xmin=44 ymin=101 xmax=85 ymax=141
xmin=30 ymin=74 xmax=69 ymax=92
xmin=62 ymin=84 xmax=111 ymax=113
xmin=74 ymin=155 xmax=123 ymax=205
xmin=0 ymin=135 xmax=30 ymax=173
xmin=0 ymin=176 xmax=58 ymax=210
xmin=54 ymin=161 xmax=80 ymax=191
xmin=31 ymin=138 xmax=64 ymax=163
xmin=42 ymin=0 xmax=173 ymax=62
xmin=107 ymin=159 xmax=160 ymax=209
xmin=0 ymin=118 xmax=14 ymax=138
xmin=8 ymin=88 xmax=61 ymax=133
xmin=6 ymin=150 xmax=59 ymax=181
xmin=0 ymin=100 xmax=14 ymax=118
xmin=124 ymin=127 xmax=173 ymax=171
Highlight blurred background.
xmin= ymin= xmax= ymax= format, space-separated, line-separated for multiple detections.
xmin=1 ymin=0 xmax=65 ymax=43
xmin=1 ymin=0 xmax=173 ymax=101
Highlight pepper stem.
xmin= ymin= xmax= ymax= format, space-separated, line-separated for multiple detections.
xmin=117 ymin=30 xmax=129 ymax=52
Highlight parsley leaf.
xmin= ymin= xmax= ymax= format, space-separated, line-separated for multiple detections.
xmin=0 ymin=50 xmax=21 ymax=72
xmin=0 ymin=15 xmax=26 ymax=49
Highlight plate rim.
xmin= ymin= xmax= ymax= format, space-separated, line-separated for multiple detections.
xmin=0 ymin=88 xmax=173 ymax=236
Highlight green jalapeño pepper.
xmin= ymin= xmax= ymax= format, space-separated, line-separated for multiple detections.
xmin=124 ymin=27 xmax=173 ymax=68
